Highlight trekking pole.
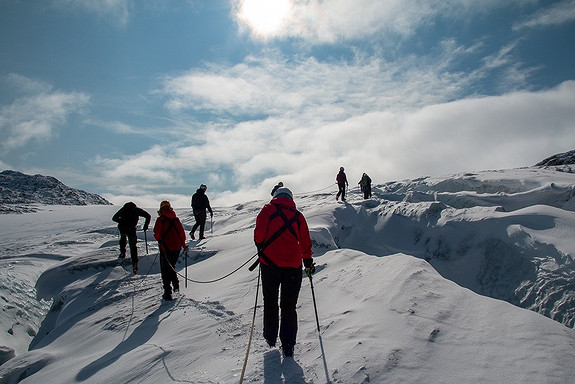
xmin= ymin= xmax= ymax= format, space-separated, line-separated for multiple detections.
xmin=144 ymin=230 xmax=149 ymax=255
xmin=185 ymin=247 xmax=188 ymax=288
xmin=239 ymin=266 xmax=261 ymax=384
xmin=308 ymin=275 xmax=321 ymax=332
xmin=211 ymin=215 xmax=213 ymax=235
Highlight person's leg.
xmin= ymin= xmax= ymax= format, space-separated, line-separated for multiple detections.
xmin=198 ymin=212 xmax=207 ymax=238
xmin=261 ymin=264 xmax=281 ymax=346
xmin=159 ymin=250 xmax=173 ymax=299
xmin=191 ymin=213 xmax=202 ymax=239
xmin=279 ymin=267 xmax=302 ymax=353
xmin=168 ymin=249 xmax=180 ymax=292
xmin=127 ymin=227 xmax=138 ymax=264
xmin=118 ymin=228 xmax=127 ymax=257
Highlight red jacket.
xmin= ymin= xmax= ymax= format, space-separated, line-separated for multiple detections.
xmin=336 ymin=171 xmax=347 ymax=186
xmin=254 ymin=196 xmax=313 ymax=268
xmin=153 ymin=208 xmax=186 ymax=252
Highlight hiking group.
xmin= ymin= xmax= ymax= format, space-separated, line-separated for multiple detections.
xmin=111 ymin=184 xmax=213 ymax=301
xmin=111 ymin=170 xmax=371 ymax=357
xmin=336 ymin=167 xmax=372 ymax=201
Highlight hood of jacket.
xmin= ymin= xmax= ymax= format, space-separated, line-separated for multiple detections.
xmin=159 ymin=207 xmax=177 ymax=219
xmin=270 ymin=196 xmax=296 ymax=209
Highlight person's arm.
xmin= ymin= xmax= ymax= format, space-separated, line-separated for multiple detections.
xmin=206 ymin=196 xmax=213 ymax=215
xmin=139 ymin=209 xmax=151 ymax=230
xmin=254 ymin=206 xmax=270 ymax=247
xmin=112 ymin=209 xmax=122 ymax=223
xmin=298 ymin=214 xmax=313 ymax=261
xmin=153 ymin=218 xmax=162 ymax=242
xmin=176 ymin=219 xmax=187 ymax=248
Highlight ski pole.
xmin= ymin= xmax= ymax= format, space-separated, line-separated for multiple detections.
xmin=185 ymin=247 xmax=188 ymax=288
xmin=308 ymin=275 xmax=321 ymax=332
xmin=211 ymin=215 xmax=213 ymax=235
xmin=144 ymin=230 xmax=149 ymax=255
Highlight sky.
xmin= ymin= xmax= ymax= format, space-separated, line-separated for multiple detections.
xmin=1 ymin=0 xmax=575 ymax=208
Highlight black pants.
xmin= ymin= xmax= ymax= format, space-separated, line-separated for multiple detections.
xmin=191 ymin=211 xmax=207 ymax=238
xmin=160 ymin=248 xmax=180 ymax=294
xmin=363 ymin=185 xmax=371 ymax=199
xmin=118 ymin=226 xmax=138 ymax=264
xmin=336 ymin=184 xmax=346 ymax=201
xmin=261 ymin=264 xmax=302 ymax=348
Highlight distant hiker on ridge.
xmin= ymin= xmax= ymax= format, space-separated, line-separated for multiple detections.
xmin=190 ymin=184 xmax=213 ymax=240
xmin=254 ymin=186 xmax=314 ymax=357
xmin=358 ymin=173 xmax=372 ymax=199
xmin=153 ymin=201 xmax=187 ymax=301
xmin=112 ymin=202 xmax=151 ymax=274
xmin=271 ymin=181 xmax=283 ymax=196
xmin=336 ymin=167 xmax=348 ymax=201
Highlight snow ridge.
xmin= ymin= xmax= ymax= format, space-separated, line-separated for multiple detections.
xmin=0 ymin=170 xmax=111 ymax=214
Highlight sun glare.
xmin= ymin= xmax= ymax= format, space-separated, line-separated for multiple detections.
xmin=238 ymin=0 xmax=291 ymax=37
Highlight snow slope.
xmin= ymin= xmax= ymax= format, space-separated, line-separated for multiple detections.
xmin=1 ymin=166 xmax=575 ymax=383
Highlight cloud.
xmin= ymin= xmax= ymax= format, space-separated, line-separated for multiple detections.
xmin=0 ymin=79 xmax=90 ymax=153
xmin=1 ymin=73 xmax=53 ymax=95
xmin=100 ymin=79 xmax=575 ymax=207
xmin=514 ymin=0 xmax=575 ymax=30
xmin=86 ymin=119 xmax=141 ymax=135
xmin=160 ymin=49 xmax=485 ymax=119
xmin=233 ymin=0 xmax=533 ymax=42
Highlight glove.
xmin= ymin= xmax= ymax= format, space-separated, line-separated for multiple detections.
xmin=303 ymin=258 xmax=316 ymax=277
xmin=183 ymin=245 xmax=189 ymax=256
xmin=210 ymin=212 xmax=213 ymax=217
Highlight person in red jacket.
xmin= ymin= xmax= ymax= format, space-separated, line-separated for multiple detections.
xmin=153 ymin=201 xmax=187 ymax=301
xmin=336 ymin=166 xmax=348 ymax=201
xmin=254 ymin=187 xmax=314 ymax=357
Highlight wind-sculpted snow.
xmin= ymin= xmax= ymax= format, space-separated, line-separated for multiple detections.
xmin=0 ymin=166 xmax=575 ymax=383
xmin=322 ymin=167 xmax=575 ymax=328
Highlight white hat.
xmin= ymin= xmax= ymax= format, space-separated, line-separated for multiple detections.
xmin=273 ymin=187 xmax=293 ymax=199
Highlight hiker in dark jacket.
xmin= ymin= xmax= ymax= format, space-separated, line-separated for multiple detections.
xmin=112 ymin=202 xmax=151 ymax=274
xmin=336 ymin=167 xmax=348 ymax=201
xmin=190 ymin=184 xmax=213 ymax=240
xmin=358 ymin=173 xmax=372 ymax=199
xmin=153 ymin=201 xmax=187 ymax=301
xmin=254 ymin=187 xmax=314 ymax=357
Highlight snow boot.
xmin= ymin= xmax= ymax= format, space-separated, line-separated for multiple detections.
xmin=132 ymin=263 xmax=138 ymax=275
xmin=281 ymin=344 xmax=294 ymax=357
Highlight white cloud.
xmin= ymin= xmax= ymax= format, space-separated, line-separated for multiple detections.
xmin=0 ymin=83 xmax=90 ymax=153
xmin=233 ymin=0 xmax=534 ymax=42
xmin=160 ymin=50 xmax=480 ymax=119
xmin=2 ymin=73 xmax=53 ymax=95
xmin=101 ymin=80 xmax=575 ymax=207
xmin=514 ymin=0 xmax=575 ymax=30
